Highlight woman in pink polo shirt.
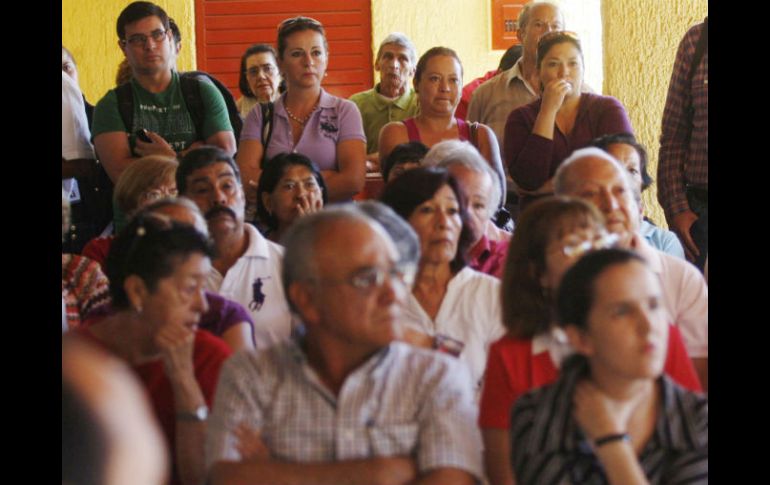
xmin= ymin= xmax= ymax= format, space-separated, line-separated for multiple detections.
xmin=236 ymin=16 xmax=366 ymax=207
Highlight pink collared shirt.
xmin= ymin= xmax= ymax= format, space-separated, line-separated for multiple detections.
xmin=468 ymin=234 xmax=510 ymax=278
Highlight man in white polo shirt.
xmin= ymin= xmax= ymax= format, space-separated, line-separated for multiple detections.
xmin=177 ymin=146 xmax=293 ymax=349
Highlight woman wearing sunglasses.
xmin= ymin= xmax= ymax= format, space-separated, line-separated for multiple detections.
xmin=236 ymin=17 xmax=366 ymax=206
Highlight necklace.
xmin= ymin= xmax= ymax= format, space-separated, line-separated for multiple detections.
xmin=285 ymin=103 xmax=318 ymax=125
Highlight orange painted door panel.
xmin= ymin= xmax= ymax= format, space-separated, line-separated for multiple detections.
xmin=195 ymin=0 xmax=373 ymax=99
xmin=491 ymin=0 xmax=527 ymax=50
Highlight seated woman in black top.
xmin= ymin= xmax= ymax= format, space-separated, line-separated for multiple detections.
xmin=510 ymin=248 xmax=707 ymax=485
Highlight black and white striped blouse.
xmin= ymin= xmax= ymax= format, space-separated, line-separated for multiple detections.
xmin=510 ymin=356 xmax=708 ymax=485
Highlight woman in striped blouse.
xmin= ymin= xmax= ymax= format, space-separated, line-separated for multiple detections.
xmin=509 ymin=248 xmax=707 ymax=484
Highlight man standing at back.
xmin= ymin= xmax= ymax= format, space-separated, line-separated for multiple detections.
xmin=467 ymin=1 xmax=564 ymax=161
xmin=658 ymin=19 xmax=708 ymax=271
xmin=350 ymin=33 xmax=420 ymax=172
xmin=92 ymin=1 xmax=236 ymax=184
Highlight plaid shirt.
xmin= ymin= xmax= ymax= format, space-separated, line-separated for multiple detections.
xmin=206 ymin=340 xmax=483 ymax=480
xmin=658 ymin=22 xmax=708 ymax=219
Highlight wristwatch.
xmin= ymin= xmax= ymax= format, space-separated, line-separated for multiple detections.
xmin=177 ymin=405 xmax=209 ymax=422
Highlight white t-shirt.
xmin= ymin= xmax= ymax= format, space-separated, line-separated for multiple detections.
xmin=62 ymin=72 xmax=94 ymax=201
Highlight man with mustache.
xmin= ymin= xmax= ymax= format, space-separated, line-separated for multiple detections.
xmin=177 ymin=146 xmax=293 ymax=349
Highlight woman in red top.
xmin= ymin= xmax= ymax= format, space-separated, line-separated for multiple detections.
xmin=480 ymin=196 xmax=702 ymax=485
xmin=378 ymin=46 xmax=506 ymax=204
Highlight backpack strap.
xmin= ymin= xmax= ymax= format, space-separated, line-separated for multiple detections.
xmin=182 ymin=70 xmax=244 ymax=143
xmin=179 ymin=75 xmax=205 ymax=141
xmin=688 ymin=17 xmax=708 ymax=85
xmin=115 ymin=82 xmax=134 ymax=132
xmin=259 ymin=102 xmax=275 ymax=170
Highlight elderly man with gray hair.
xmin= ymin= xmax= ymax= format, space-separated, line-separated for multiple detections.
xmin=467 ymin=1 xmax=566 ymax=161
xmin=423 ymin=140 xmax=510 ymax=277
xmin=554 ymin=147 xmax=709 ymax=390
xmin=350 ymin=33 xmax=420 ymax=171
xmin=206 ymin=205 xmax=483 ymax=485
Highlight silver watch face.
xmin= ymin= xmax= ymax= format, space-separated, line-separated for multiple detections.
xmin=179 ymin=405 xmax=209 ymax=421
xmin=194 ymin=405 xmax=209 ymax=420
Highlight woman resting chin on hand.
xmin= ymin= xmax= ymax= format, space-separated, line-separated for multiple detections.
xmin=509 ymin=249 xmax=708 ymax=485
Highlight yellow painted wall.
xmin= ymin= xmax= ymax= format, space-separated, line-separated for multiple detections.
xmin=63 ymin=0 xmax=707 ymax=226
xmin=603 ymin=0 xmax=707 ymax=226
xmin=62 ymin=0 xmax=195 ymax=103
xmin=369 ymin=1 xmax=603 ymax=97
xmin=370 ymin=0 xmax=501 ymax=87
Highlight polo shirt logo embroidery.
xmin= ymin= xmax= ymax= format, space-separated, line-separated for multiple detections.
xmin=319 ymin=112 xmax=339 ymax=139
xmin=250 ymin=276 xmax=269 ymax=311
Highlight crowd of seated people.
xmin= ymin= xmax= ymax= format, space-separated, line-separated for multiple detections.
xmin=63 ymin=2 xmax=707 ymax=484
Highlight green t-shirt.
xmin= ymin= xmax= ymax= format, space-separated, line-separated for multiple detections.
xmin=92 ymin=70 xmax=232 ymax=155
xmin=93 ymin=70 xmax=233 ymax=233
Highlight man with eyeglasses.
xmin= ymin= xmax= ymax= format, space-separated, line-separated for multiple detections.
xmin=206 ymin=206 xmax=483 ymax=485
xmin=468 ymin=1 xmax=567 ymax=162
xmin=176 ymin=146 xmax=293 ymax=351
xmin=468 ymin=2 xmax=595 ymax=222
xmin=554 ymin=147 xmax=709 ymax=391
xmin=349 ymin=33 xmax=420 ymax=173
xmin=92 ymin=1 xmax=236 ymax=185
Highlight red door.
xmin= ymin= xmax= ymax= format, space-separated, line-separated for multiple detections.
xmin=194 ymin=0 xmax=373 ymax=99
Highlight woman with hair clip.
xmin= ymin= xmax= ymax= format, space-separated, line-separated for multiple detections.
xmin=509 ymin=248 xmax=707 ymax=484
xmin=236 ymin=16 xmax=366 ymax=204
xmin=479 ymin=197 xmax=702 ymax=485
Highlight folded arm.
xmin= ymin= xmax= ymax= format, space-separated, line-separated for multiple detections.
xmin=324 ymin=139 xmax=366 ymax=202
xmin=210 ymin=456 xmax=418 ymax=485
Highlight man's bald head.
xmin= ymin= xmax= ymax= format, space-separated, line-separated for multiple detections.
xmin=554 ymin=147 xmax=640 ymax=246
xmin=554 ymin=147 xmax=629 ymax=194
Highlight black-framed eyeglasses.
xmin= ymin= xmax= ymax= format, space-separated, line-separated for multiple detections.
xmin=122 ymin=29 xmax=169 ymax=48
xmin=245 ymin=65 xmax=277 ymax=77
